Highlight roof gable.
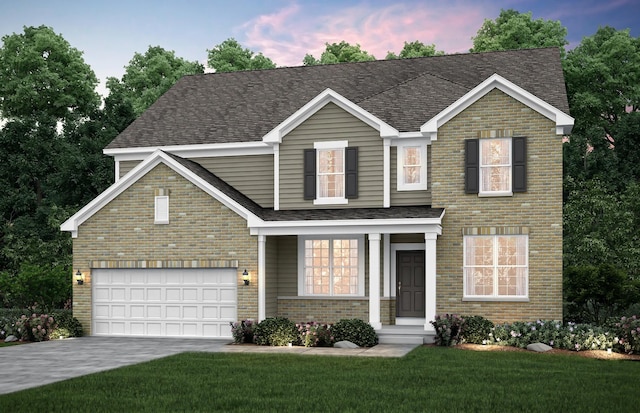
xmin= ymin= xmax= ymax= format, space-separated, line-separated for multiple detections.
xmin=60 ymin=150 xmax=261 ymax=237
xmin=263 ymin=88 xmax=397 ymax=143
xmin=420 ymin=74 xmax=574 ymax=139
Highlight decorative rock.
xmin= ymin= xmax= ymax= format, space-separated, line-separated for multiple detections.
xmin=527 ymin=343 xmax=553 ymax=353
xmin=4 ymin=335 xmax=18 ymax=342
xmin=334 ymin=340 xmax=359 ymax=349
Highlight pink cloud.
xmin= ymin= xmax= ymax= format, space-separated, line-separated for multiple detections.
xmin=240 ymin=2 xmax=488 ymax=67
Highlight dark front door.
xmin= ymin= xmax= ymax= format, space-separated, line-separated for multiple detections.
xmin=396 ymin=250 xmax=425 ymax=318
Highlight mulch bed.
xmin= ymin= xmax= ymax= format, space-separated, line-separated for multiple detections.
xmin=452 ymin=343 xmax=640 ymax=361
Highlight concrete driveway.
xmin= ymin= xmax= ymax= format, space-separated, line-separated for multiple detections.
xmin=0 ymin=337 xmax=418 ymax=395
xmin=0 ymin=337 xmax=229 ymax=395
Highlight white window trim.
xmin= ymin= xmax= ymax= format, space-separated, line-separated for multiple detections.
xmin=397 ymin=141 xmax=427 ymax=191
xmin=313 ymin=140 xmax=348 ymax=205
xmin=297 ymin=235 xmax=365 ymax=297
xmin=479 ymin=138 xmax=512 ymax=197
xmin=154 ymin=195 xmax=169 ymax=224
xmin=462 ymin=234 xmax=529 ymax=301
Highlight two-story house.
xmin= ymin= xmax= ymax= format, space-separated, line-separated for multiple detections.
xmin=61 ymin=47 xmax=573 ymax=343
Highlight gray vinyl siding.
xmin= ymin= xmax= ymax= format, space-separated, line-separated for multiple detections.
xmin=275 ymin=236 xmax=298 ymax=296
xmin=279 ymin=102 xmax=384 ymax=209
xmin=390 ymin=146 xmax=432 ymax=206
xmin=265 ymin=236 xmax=278 ymax=317
xmin=196 ymin=155 xmax=274 ymax=208
xmin=119 ymin=160 xmax=141 ymax=178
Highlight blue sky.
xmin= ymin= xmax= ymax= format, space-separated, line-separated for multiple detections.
xmin=2 ymin=0 xmax=639 ymax=97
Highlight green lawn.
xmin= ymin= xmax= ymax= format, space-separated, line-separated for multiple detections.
xmin=1 ymin=346 xmax=638 ymax=412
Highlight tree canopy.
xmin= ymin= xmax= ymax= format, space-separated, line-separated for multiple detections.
xmin=207 ymin=38 xmax=276 ymax=72
xmin=106 ymin=46 xmax=204 ymax=117
xmin=386 ymin=41 xmax=444 ymax=59
xmin=471 ymin=9 xmax=568 ymax=54
xmin=303 ymin=41 xmax=376 ymax=65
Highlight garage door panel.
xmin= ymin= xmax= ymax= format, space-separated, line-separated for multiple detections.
xmin=92 ymin=269 xmax=237 ymax=338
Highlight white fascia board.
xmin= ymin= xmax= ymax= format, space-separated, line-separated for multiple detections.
xmin=248 ymin=217 xmax=443 ymax=237
xmin=104 ymin=141 xmax=273 ymax=161
xmin=420 ymin=73 xmax=575 ymax=138
xmin=61 ymin=150 xmax=262 ymax=237
xmin=263 ymin=88 xmax=398 ymax=143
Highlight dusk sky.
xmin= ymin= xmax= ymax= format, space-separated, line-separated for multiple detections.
xmin=2 ymin=0 xmax=639 ymax=97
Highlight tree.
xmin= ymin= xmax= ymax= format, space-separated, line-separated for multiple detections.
xmin=0 ymin=25 xmax=99 ymax=123
xmin=563 ymin=27 xmax=640 ymax=137
xmin=207 ymin=38 xmax=276 ymax=73
xmin=386 ymin=41 xmax=444 ymax=59
xmin=106 ymin=46 xmax=204 ymax=117
xmin=470 ymin=9 xmax=568 ymax=54
xmin=303 ymin=41 xmax=375 ymax=65
xmin=0 ymin=26 xmax=100 ymax=276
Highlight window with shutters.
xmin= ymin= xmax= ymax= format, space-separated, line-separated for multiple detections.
xmin=305 ymin=140 xmax=359 ymax=205
xmin=465 ymin=136 xmax=527 ymax=196
xmin=397 ymin=143 xmax=427 ymax=191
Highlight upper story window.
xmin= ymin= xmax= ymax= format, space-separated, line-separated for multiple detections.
xmin=397 ymin=143 xmax=427 ymax=191
xmin=154 ymin=195 xmax=169 ymax=224
xmin=463 ymin=234 xmax=528 ymax=300
xmin=317 ymin=147 xmax=345 ymax=199
xmin=304 ymin=141 xmax=358 ymax=205
xmin=465 ymin=136 xmax=527 ymax=196
xmin=480 ymin=138 xmax=511 ymax=194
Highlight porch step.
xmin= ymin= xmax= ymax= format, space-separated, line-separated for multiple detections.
xmin=377 ymin=325 xmax=435 ymax=345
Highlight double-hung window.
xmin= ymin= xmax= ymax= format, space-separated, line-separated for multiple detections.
xmin=465 ymin=136 xmax=527 ymax=195
xmin=298 ymin=236 xmax=364 ymax=296
xmin=304 ymin=140 xmax=358 ymax=204
xmin=480 ymin=138 xmax=511 ymax=194
xmin=397 ymin=142 xmax=427 ymax=191
xmin=463 ymin=235 xmax=528 ymax=300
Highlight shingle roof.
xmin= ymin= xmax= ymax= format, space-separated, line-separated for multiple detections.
xmin=166 ymin=152 xmax=443 ymax=221
xmin=106 ymin=48 xmax=569 ymax=149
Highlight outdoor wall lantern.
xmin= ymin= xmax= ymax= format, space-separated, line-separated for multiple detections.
xmin=242 ymin=269 xmax=250 ymax=286
xmin=75 ymin=270 xmax=84 ymax=285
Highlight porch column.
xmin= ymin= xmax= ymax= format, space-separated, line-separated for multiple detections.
xmin=258 ymin=234 xmax=266 ymax=321
xmin=368 ymin=233 xmax=382 ymax=330
xmin=424 ymin=233 xmax=437 ymax=332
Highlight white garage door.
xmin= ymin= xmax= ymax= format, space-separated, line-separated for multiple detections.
xmin=92 ymin=268 xmax=237 ymax=338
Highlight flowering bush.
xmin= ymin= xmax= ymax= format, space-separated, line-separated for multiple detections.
xmin=297 ymin=322 xmax=334 ymax=347
xmin=13 ymin=313 xmax=56 ymax=342
xmin=615 ymin=315 xmax=640 ymax=354
xmin=230 ymin=320 xmax=255 ymax=344
xmin=460 ymin=315 xmax=494 ymax=344
xmin=490 ymin=320 xmax=565 ymax=348
xmin=430 ymin=314 xmax=464 ymax=346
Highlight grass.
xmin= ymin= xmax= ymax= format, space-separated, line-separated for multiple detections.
xmin=1 ymin=346 xmax=639 ymax=412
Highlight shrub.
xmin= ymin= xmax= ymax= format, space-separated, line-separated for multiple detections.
xmin=50 ymin=310 xmax=83 ymax=339
xmin=557 ymin=322 xmax=617 ymax=351
xmin=615 ymin=315 xmax=640 ymax=354
xmin=230 ymin=320 xmax=255 ymax=344
xmin=253 ymin=317 xmax=298 ymax=346
xmin=332 ymin=319 xmax=378 ymax=347
xmin=0 ymin=264 xmax=71 ymax=311
xmin=13 ymin=313 xmax=57 ymax=342
xmin=297 ymin=322 xmax=334 ymax=347
xmin=490 ymin=320 xmax=565 ymax=348
xmin=430 ymin=314 xmax=464 ymax=346
xmin=460 ymin=315 xmax=494 ymax=344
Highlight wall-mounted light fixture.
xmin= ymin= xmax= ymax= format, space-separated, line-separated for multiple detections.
xmin=75 ymin=270 xmax=84 ymax=285
xmin=242 ymin=269 xmax=250 ymax=286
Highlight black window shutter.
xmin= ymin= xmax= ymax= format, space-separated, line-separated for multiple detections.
xmin=303 ymin=149 xmax=316 ymax=200
xmin=345 ymin=147 xmax=358 ymax=199
xmin=465 ymin=139 xmax=479 ymax=194
xmin=512 ymin=136 xmax=527 ymax=192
